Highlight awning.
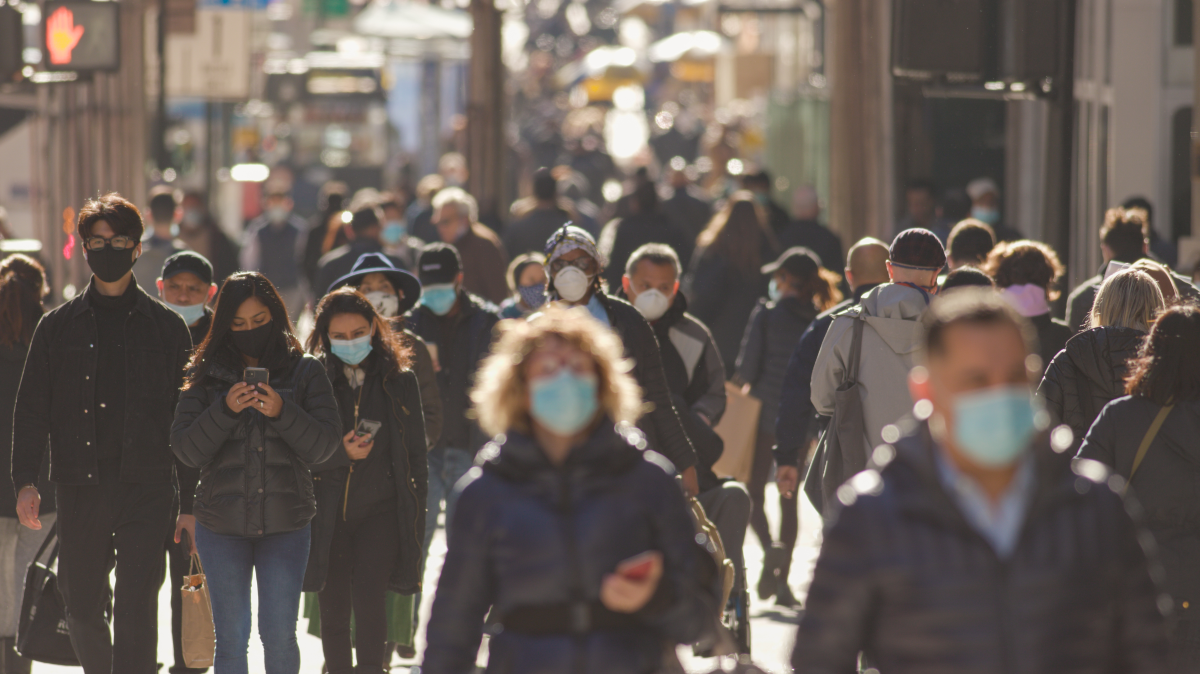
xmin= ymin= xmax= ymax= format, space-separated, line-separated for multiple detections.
xmin=353 ymin=0 xmax=472 ymax=40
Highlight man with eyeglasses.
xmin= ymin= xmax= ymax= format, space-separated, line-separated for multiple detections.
xmin=11 ymin=193 xmax=193 ymax=672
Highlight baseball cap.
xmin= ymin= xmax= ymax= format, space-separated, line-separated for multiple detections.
xmin=889 ymin=229 xmax=947 ymax=270
xmin=161 ymin=251 xmax=213 ymax=286
xmin=418 ymin=243 xmax=462 ymax=285
xmin=761 ymin=246 xmax=821 ymax=278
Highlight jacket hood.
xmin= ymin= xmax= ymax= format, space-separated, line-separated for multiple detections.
xmin=857 ymin=283 xmax=929 ymax=356
xmin=1062 ymin=326 xmax=1145 ymax=398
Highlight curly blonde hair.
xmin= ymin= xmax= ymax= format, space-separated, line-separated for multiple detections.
xmin=471 ymin=306 xmax=643 ymax=437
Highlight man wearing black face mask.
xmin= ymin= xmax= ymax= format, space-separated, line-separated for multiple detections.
xmin=11 ymin=193 xmax=193 ymax=673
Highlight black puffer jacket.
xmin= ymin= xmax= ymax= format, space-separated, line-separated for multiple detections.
xmin=423 ymin=422 xmax=714 ymax=673
xmin=172 ymin=353 xmax=341 ymax=537
xmin=1 ymin=344 xmax=52 ymax=516
xmin=1038 ymin=326 xmax=1144 ymax=445
xmin=792 ymin=420 xmax=1168 ymax=673
xmin=1029 ymin=312 xmax=1072 ymax=378
xmin=1080 ymin=397 xmax=1200 ymax=619
xmin=303 ymin=356 xmax=428 ymax=595
xmin=736 ymin=296 xmax=819 ymax=437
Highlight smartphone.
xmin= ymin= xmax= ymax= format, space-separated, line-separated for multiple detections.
xmin=243 ymin=367 xmax=269 ymax=388
xmin=355 ymin=419 xmax=382 ymax=443
xmin=616 ymin=551 xmax=658 ymax=581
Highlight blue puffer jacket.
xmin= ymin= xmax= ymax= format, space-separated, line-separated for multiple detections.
xmin=422 ymin=422 xmax=715 ymax=673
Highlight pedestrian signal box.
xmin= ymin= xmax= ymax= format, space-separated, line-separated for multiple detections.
xmin=42 ymin=1 xmax=120 ymax=72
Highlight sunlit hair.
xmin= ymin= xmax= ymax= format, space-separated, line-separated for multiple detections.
xmin=1090 ymin=269 xmax=1164 ymax=332
xmin=1130 ymin=259 xmax=1178 ymax=303
xmin=1126 ymin=305 xmax=1200 ymax=404
xmin=696 ymin=191 xmax=780 ymax=277
xmin=471 ymin=306 xmax=642 ymax=437
xmin=0 ymin=255 xmax=46 ymax=347
xmin=306 ymin=287 xmax=412 ymax=378
xmin=984 ymin=240 xmax=1065 ymax=300
xmin=792 ymin=265 xmax=844 ymax=313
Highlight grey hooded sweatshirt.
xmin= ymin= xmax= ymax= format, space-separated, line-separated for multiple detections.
xmin=811 ymin=283 xmax=929 ymax=460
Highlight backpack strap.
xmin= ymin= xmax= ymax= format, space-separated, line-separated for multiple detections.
xmin=1128 ymin=404 xmax=1175 ymax=485
xmin=844 ymin=313 xmax=866 ymax=385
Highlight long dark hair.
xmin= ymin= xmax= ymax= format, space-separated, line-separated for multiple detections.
xmin=1125 ymin=305 xmax=1200 ymax=404
xmin=185 ymin=272 xmax=303 ymax=388
xmin=306 ymin=288 xmax=412 ymax=380
xmin=696 ymin=191 xmax=779 ymax=276
xmin=0 ymin=255 xmax=46 ymax=347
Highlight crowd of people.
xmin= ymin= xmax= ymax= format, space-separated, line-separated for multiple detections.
xmin=0 ymin=162 xmax=1197 ymax=674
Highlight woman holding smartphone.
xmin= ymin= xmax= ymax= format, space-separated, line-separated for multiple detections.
xmin=422 ymin=306 xmax=713 ymax=673
xmin=303 ymin=287 xmax=428 ymax=674
xmin=171 ymin=272 xmax=341 ymax=674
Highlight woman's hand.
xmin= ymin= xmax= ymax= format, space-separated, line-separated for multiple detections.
xmin=600 ymin=551 xmax=663 ymax=613
xmin=342 ymin=429 xmax=373 ymax=461
xmin=247 ymin=382 xmax=284 ymax=418
xmin=225 ymin=382 xmax=257 ymax=414
xmin=175 ymin=514 xmax=197 ymax=555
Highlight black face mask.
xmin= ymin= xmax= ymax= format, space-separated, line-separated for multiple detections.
xmin=230 ymin=321 xmax=273 ymax=359
xmin=86 ymin=247 xmax=138 ymax=283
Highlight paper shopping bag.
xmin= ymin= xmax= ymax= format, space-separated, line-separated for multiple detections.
xmin=181 ymin=553 xmax=215 ymax=669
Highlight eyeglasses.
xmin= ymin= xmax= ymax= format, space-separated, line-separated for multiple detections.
xmin=83 ymin=235 xmax=136 ymax=251
xmin=549 ymin=257 xmax=594 ymax=274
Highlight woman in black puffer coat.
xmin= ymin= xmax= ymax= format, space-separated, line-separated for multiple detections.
xmin=172 ymin=272 xmax=341 ymax=674
xmin=1039 ymin=268 xmax=1165 ymax=447
xmin=302 ymin=288 xmax=427 ymax=674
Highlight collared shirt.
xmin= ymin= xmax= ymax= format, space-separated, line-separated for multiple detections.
xmin=585 ymin=294 xmax=611 ymax=327
xmin=934 ymin=447 xmax=1036 ymax=559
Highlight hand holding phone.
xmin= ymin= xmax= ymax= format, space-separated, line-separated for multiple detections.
xmin=243 ymin=367 xmax=269 ymax=389
xmin=355 ymin=419 xmax=382 ymax=443
xmin=601 ymin=551 xmax=663 ymax=613
xmin=616 ymin=551 xmax=660 ymax=581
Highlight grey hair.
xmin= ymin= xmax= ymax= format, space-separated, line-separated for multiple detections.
xmin=1091 ymin=268 xmax=1165 ymax=332
xmin=431 ymin=186 xmax=479 ymax=223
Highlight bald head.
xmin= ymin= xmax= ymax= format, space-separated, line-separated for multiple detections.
xmin=846 ymin=238 xmax=890 ymax=290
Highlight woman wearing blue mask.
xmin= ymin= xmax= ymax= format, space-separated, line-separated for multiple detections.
xmin=498 ymin=253 xmax=548 ymax=319
xmin=302 ymin=288 xmax=428 ymax=674
xmin=423 ymin=306 xmax=715 ymax=673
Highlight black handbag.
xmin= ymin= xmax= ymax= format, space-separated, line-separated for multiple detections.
xmin=15 ymin=523 xmax=79 ymax=666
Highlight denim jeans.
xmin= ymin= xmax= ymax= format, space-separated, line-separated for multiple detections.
xmin=195 ymin=523 xmax=311 ymax=674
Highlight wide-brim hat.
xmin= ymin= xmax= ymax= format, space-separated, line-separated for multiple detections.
xmin=330 ymin=252 xmax=423 ymax=316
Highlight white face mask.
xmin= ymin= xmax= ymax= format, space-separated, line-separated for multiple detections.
xmin=364 ymin=291 xmax=400 ymax=318
xmin=554 ymin=266 xmax=591 ymax=303
xmin=633 ymin=288 xmax=671 ymax=321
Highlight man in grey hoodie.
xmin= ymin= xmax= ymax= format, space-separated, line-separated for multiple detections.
xmin=811 ymin=229 xmax=945 ymax=471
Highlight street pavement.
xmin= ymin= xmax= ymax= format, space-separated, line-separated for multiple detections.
xmin=32 ymin=484 xmax=821 ymax=674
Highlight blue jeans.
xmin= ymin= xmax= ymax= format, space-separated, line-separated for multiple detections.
xmin=195 ymin=523 xmax=311 ymax=674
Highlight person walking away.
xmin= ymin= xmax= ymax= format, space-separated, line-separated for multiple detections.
xmin=379 ymin=193 xmax=426 ymax=272
xmin=0 ymin=256 xmax=54 ymax=674
xmin=156 ymin=251 xmax=218 ymax=675
xmin=984 ymin=240 xmax=1071 ymax=377
xmin=1131 ymin=258 xmax=1181 ymax=305
xmin=1079 ymin=304 xmax=1200 ymax=671
xmin=303 ymin=289 xmax=427 ymax=674
xmin=940 ymin=267 xmax=994 ymax=292
xmin=808 ymin=229 xmax=943 ymax=509
xmin=331 ymin=252 xmax=441 ymax=451
xmin=777 ymin=186 xmax=843 ymax=292
xmin=793 ymin=289 xmax=1168 ymax=672
xmin=737 ymin=247 xmax=842 ymax=607
xmin=177 ymin=193 xmax=240 ymax=289
xmin=133 ymin=186 xmax=184 ymax=295
xmin=240 ymin=184 xmax=308 ymax=325
xmin=302 ymin=181 xmax=349 ymax=293
xmin=405 ymin=244 xmax=500 ymax=608
xmin=12 ymin=194 xmax=194 ymax=673
xmin=498 ymin=253 xmax=547 ymax=319
xmin=1039 ymin=269 xmax=1164 ymax=449
xmin=171 ymin=272 xmax=341 ymax=673
xmin=741 ymin=171 xmax=790 ymax=237
xmin=945 ymin=219 xmax=996 ymax=270
xmin=773 ymin=238 xmax=890 ymax=505
xmin=687 ymin=191 xmax=781 ymax=376
xmin=316 ymin=199 xmax=406 ymax=300
xmin=619 ymin=243 xmax=747 ymax=594
xmin=431 ymin=188 xmax=509 ymax=305
xmin=422 ymin=308 xmax=716 ymax=672
xmin=543 ymin=225 xmax=700 ymax=496
xmin=502 ymin=169 xmax=571 ymax=257
xmin=661 ymin=165 xmax=713 ymax=249
xmin=599 ymin=181 xmax=694 ymax=289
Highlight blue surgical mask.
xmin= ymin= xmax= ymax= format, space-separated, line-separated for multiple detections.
xmin=422 ymin=284 xmax=458 ymax=316
xmin=952 ymin=385 xmax=1039 ymax=468
xmin=517 ymin=283 xmax=547 ymax=310
xmin=768 ymin=278 xmax=782 ymax=302
xmin=529 ymin=369 xmax=599 ymax=436
xmin=383 ymin=221 xmax=407 ymax=244
xmin=971 ymin=206 xmax=1000 ymax=226
xmin=166 ymin=301 xmax=207 ymax=326
xmin=330 ymin=334 xmax=373 ymax=366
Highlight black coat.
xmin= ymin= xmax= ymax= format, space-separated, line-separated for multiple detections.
xmin=596 ymin=291 xmax=697 ymax=471
xmin=1029 ymin=312 xmax=1072 ymax=378
xmin=422 ymin=423 xmax=715 ymax=673
xmin=687 ymin=249 xmax=773 ymax=378
xmin=303 ymin=358 xmax=428 ymax=595
xmin=1 ymin=344 xmax=52 ymax=516
xmin=792 ymin=421 xmax=1168 ymax=673
xmin=171 ymin=353 xmax=341 ymax=537
xmin=736 ymin=296 xmax=819 ymax=437
xmin=1038 ymin=326 xmax=1144 ymax=446
xmin=1080 ymin=397 xmax=1200 ymax=618
xmin=12 ymin=278 xmax=192 ymax=488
